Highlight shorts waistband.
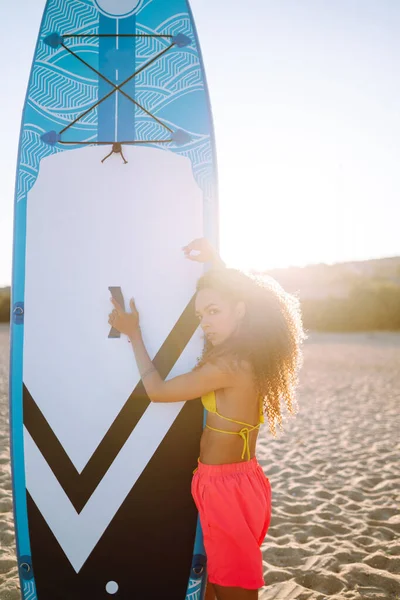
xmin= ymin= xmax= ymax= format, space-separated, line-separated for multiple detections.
xmin=195 ymin=456 xmax=260 ymax=476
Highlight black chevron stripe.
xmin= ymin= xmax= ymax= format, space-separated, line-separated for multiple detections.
xmin=24 ymin=294 xmax=200 ymax=512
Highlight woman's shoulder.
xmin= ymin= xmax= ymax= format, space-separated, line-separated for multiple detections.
xmin=213 ymin=354 xmax=253 ymax=382
xmin=218 ymin=356 xmax=257 ymax=406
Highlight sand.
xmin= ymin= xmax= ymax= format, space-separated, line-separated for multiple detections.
xmin=0 ymin=323 xmax=399 ymax=599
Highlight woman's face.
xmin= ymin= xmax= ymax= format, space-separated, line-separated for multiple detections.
xmin=195 ymin=288 xmax=245 ymax=346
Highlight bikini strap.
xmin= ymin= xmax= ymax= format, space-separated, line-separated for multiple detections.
xmin=214 ymin=410 xmax=261 ymax=428
xmin=205 ymin=423 xmax=261 ymax=461
xmin=192 ymin=456 xmax=200 ymax=475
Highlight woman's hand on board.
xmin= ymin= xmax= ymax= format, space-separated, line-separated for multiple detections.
xmin=182 ymin=238 xmax=225 ymax=267
xmin=108 ymin=297 xmax=140 ymax=338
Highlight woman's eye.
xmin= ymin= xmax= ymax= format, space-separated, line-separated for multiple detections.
xmin=197 ymin=309 xmax=218 ymax=320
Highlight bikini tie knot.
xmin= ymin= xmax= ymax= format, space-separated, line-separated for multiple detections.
xmin=239 ymin=428 xmax=251 ymax=461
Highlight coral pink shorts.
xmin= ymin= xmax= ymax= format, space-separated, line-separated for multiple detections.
xmin=191 ymin=456 xmax=272 ymax=589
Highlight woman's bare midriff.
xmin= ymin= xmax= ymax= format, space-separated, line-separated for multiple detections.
xmin=199 ymin=366 xmax=263 ymax=465
xmin=199 ymin=427 xmax=260 ymax=465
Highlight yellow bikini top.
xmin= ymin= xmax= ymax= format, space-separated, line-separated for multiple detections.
xmin=201 ymin=390 xmax=264 ymax=461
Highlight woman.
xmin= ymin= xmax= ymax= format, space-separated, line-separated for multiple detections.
xmin=108 ymin=238 xmax=307 ymax=600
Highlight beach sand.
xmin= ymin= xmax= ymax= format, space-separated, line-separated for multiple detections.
xmin=0 ymin=323 xmax=399 ymax=599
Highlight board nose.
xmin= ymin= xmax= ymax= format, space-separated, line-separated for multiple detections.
xmin=94 ymin=0 xmax=142 ymax=17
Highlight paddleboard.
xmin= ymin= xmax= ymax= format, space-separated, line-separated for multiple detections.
xmin=9 ymin=0 xmax=218 ymax=598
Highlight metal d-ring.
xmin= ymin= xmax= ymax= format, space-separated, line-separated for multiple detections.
xmin=20 ymin=562 xmax=31 ymax=573
xmin=193 ymin=564 xmax=204 ymax=576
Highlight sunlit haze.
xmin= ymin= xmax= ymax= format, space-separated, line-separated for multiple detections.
xmin=1 ymin=0 xmax=399 ymax=285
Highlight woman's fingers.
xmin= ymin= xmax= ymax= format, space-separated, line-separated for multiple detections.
xmin=182 ymin=239 xmax=205 ymax=261
xmin=182 ymin=238 xmax=218 ymax=264
xmin=183 ymin=238 xmax=202 ymax=253
xmin=183 ymin=249 xmax=201 ymax=261
xmin=182 ymin=246 xmax=196 ymax=256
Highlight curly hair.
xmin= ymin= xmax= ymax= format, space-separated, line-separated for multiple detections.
xmin=193 ymin=267 xmax=308 ymax=437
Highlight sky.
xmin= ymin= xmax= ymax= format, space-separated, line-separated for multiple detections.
xmin=1 ymin=0 xmax=400 ymax=286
